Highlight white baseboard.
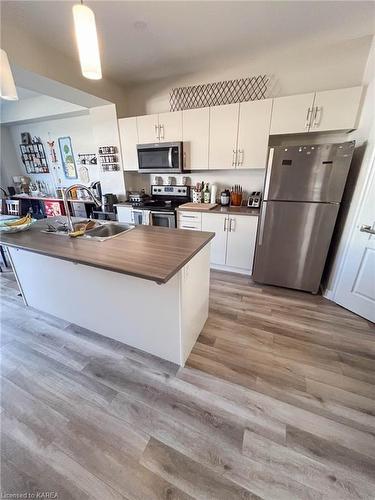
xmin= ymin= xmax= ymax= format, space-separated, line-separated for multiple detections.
xmin=210 ymin=263 xmax=252 ymax=276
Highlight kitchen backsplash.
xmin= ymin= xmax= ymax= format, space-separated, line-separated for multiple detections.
xmin=124 ymin=169 xmax=266 ymax=200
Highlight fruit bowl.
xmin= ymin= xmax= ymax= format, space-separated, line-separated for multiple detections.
xmin=0 ymin=216 xmax=37 ymax=233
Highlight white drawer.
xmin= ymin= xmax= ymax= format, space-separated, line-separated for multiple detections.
xmin=178 ymin=220 xmax=202 ymax=231
xmin=178 ymin=211 xmax=202 ymax=223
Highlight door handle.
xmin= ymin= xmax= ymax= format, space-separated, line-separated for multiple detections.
xmin=258 ymin=203 xmax=267 ymax=246
xmin=232 ymin=150 xmax=236 ymax=167
xmin=313 ymin=106 xmax=322 ymax=127
xmin=155 ymin=124 xmax=159 ymax=140
xmin=360 ymin=224 xmax=375 ymax=235
xmin=238 ymin=149 xmax=244 ymax=166
xmin=160 ymin=124 xmax=164 ymax=140
xmin=224 ymin=218 xmax=228 ymax=231
xmin=229 ymin=218 xmax=235 ymax=232
xmin=305 ymin=107 xmax=312 ymax=129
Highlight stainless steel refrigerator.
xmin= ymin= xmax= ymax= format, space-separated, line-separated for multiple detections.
xmin=253 ymin=142 xmax=355 ymax=294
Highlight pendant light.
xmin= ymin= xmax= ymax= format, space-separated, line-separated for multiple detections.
xmin=72 ymin=1 xmax=102 ymax=80
xmin=0 ymin=49 xmax=18 ymax=100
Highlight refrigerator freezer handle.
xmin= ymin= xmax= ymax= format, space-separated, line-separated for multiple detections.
xmin=263 ymin=149 xmax=274 ymax=201
xmin=258 ymin=203 xmax=267 ymax=246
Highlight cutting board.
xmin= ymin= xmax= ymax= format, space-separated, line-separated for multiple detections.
xmin=179 ymin=203 xmax=217 ymax=210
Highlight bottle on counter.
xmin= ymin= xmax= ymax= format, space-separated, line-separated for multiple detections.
xmin=203 ymin=183 xmax=210 ymax=204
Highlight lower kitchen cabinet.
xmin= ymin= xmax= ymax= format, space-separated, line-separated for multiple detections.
xmin=116 ymin=205 xmax=133 ymax=224
xmin=201 ymin=213 xmax=228 ymax=265
xmin=201 ymin=212 xmax=258 ymax=274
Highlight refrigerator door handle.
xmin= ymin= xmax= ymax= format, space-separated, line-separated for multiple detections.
xmin=263 ymin=149 xmax=274 ymax=200
xmin=258 ymin=203 xmax=267 ymax=246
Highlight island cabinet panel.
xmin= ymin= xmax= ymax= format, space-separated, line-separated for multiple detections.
xmin=182 ymin=108 xmax=210 ymax=170
xmin=7 ymin=245 xmax=210 ymax=366
xmin=237 ymin=99 xmax=273 ymax=169
xmin=209 ymin=103 xmax=239 ymax=169
xmin=118 ymin=117 xmax=139 ymax=171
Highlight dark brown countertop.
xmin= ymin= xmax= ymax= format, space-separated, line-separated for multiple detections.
xmin=178 ymin=205 xmax=260 ymax=216
xmin=0 ymin=219 xmax=214 ymax=284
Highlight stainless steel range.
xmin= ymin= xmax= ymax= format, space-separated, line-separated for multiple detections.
xmin=131 ymin=185 xmax=190 ymax=227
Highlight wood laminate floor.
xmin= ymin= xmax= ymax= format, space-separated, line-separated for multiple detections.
xmin=0 ymin=269 xmax=374 ymax=499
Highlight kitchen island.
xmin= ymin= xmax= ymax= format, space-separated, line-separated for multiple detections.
xmin=1 ymin=219 xmax=214 ymax=365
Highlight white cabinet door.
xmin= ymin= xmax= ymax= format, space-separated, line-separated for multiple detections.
xmin=311 ymin=86 xmax=362 ymax=132
xmin=209 ymin=103 xmax=239 ymax=170
xmin=159 ymin=111 xmax=183 ymax=142
xmin=117 ymin=206 xmax=134 ymax=224
xmin=237 ymin=99 xmax=272 ymax=169
xmin=270 ymin=93 xmax=315 ymax=135
xmin=201 ymin=213 xmax=227 ymax=265
xmin=226 ymin=216 xmax=258 ymax=272
xmin=137 ymin=113 xmax=160 ymax=144
xmin=118 ymin=117 xmax=139 ymax=171
xmin=182 ymin=108 xmax=209 ymax=170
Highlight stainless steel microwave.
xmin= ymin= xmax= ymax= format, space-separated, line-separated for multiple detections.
xmin=137 ymin=142 xmax=183 ymax=173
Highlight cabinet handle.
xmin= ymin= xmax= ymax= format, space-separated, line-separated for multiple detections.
xmin=160 ymin=124 xmax=164 ymax=140
xmin=238 ymin=149 xmax=244 ymax=166
xmin=232 ymin=150 xmax=236 ymax=167
xmin=155 ymin=124 xmax=159 ymax=140
xmin=305 ymin=107 xmax=312 ymax=129
xmin=313 ymin=106 xmax=322 ymax=127
xmin=229 ymin=218 xmax=235 ymax=232
xmin=224 ymin=218 xmax=228 ymax=231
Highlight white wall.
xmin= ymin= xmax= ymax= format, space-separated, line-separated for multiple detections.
xmin=7 ymin=113 xmax=99 ymax=194
xmin=0 ymin=125 xmax=23 ymax=189
xmin=324 ymin=37 xmax=375 ymax=297
xmin=125 ymin=36 xmax=372 ymax=117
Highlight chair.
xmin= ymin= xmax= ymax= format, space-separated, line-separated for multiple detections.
xmin=5 ymin=199 xmax=20 ymax=216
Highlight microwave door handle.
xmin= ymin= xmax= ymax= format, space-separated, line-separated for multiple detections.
xmin=168 ymin=147 xmax=173 ymax=168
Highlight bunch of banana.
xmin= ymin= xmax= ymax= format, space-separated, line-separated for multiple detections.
xmin=5 ymin=214 xmax=32 ymax=227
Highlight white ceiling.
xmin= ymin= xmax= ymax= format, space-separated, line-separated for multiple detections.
xmin=2 ymin=1 xmax=375 ymax=85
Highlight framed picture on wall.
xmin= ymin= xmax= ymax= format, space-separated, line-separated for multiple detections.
xmin=58 ymin=136 xmax=78 ymax=179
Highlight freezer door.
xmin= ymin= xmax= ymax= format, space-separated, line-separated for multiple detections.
xmin=265 ymin=142 xmax=354 ymax=203
xmin=253 ymin=201 xmax=340 ymax=293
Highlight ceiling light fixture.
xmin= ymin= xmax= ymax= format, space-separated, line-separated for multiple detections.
xmin=0 ymin=49 xmax=18 ymax=100
xmin=72 ymin=1 xmax=102 ymax=80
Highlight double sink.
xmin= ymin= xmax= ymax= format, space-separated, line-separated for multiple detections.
xmin=42 ymin=220 xmax=134 ymax=242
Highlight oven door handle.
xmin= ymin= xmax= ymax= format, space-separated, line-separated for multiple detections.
xmin=151 ymin=211 xmax=175 ymax=215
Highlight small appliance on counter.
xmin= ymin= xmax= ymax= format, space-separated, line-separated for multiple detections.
xmin=128 ymin=190 xmax=150 ymax=205
xmin=220 ymin=190 xmax=230 ymax=206
xmin=90 ymin=181 xmax=102 ymax=200
xmin=247 ymin=191 xmax=261 ymax=208
xmin=101 ymin=193 xmax=118 ymax=213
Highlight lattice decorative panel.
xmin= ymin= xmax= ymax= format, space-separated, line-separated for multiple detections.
xmin=169 ymin=75 xmax=269 ymax=111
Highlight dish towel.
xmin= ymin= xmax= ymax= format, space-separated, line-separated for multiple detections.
xmin=142 ymin=210 xmax=152 ymax=225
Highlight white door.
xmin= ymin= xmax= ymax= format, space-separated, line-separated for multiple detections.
xmin=226 ymin=215 xmax=258 ymax=272
xmin=159 ymin=111 xmax=183 ymax=142
xmin=209 ymin=103 xmax=239 ymax=169
xmin=237 ymin=99 xmax=272 ymax=169
xmin=182 ymin=108 xmax=209 ymax=170
xmin=270 ymin=93 xmax=315 ymax=135
xmin=310 ymin=86 xmax=363 ymax=133
xmin=118 ymin=117 xmax=139 ymax=171
xmin=202 ymin=213 xmax=227 ymax=265
xmin=137 ymin=114 xmax=160 ymax=144
xmin=334 ymin=152 xmax=375 ymax=322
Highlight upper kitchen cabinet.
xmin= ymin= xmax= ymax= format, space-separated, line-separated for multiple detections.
xmin=209 ymin=103 xmax=239 ymax=169
xmin=270 ymin=86 xmax=363 ymax=135
xmin=137 ymin=113 xmax=160 ymax=143
xmin=270 ymin=92 xmax=315 ymax=135
xmin=237 ymin=99 xmax=273 ymax=169
xmin=310 ymin=86 xmax=362 ymax=132
xmin=159 ymin=111 xmax=183 ymax=142
xmin=182 ymin=107 xmax=209 ymax=170
xmin=118 ymin=117 xmax=139 ymax=171
xmin=137 ymin=111 xmax=182 ymax=144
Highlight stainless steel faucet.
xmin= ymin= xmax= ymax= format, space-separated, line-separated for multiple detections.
xmin=62 ymin=184 xmax=101 ymax=232
xmin=0 ymin=186 xmax=9 ymax=198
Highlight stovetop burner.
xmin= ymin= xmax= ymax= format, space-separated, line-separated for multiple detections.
xmin=131 ymin=185 xmax=190 ymax=212
xmin=132 ymin=199 xmax=185 ymax=211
